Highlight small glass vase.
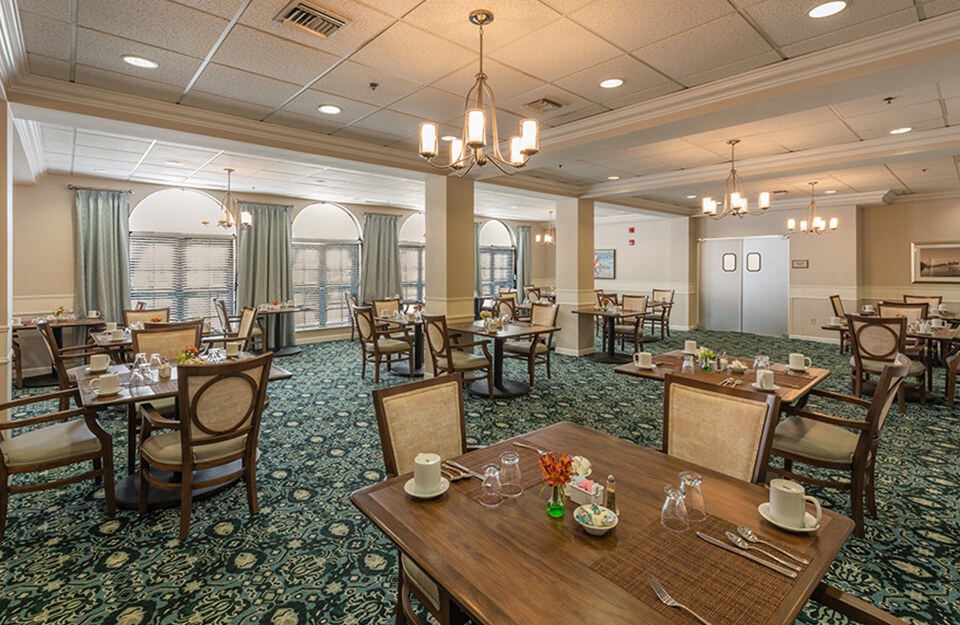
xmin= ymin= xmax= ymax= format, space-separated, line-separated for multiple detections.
xmin=547 ymin=484 xmax=565 ymax=518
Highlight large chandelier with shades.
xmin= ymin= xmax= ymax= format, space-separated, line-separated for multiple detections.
xmin=417 ymin=10 xmax=539 ymax=176
xmin=788 ymin=181 xmax=839 ymax=234
xmin=701 ymin=139 xmax=771 ymax=219
xmin=202 ymin=168 xmax=252 ymax=230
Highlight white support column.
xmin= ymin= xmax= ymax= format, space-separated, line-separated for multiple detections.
xmin=555 ymin=198 xmax=595 ymax=356
xmin=0 ymin=102 xmax=12 ymax=407
xmin=424 ymin=175 xmax=474 ymax=324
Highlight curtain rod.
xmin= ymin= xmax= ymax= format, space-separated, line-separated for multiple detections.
xmin=68 ymin=185 xmax=134 ymax=193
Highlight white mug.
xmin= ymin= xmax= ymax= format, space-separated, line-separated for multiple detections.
xmin=769 ymin=479 xmax=822 ymax=529
xmin=789 ymin=353 xmax=811 ymax=371
xmin=633 ymin=351 xmax=652 ymax=368
xmin=829 ymin=316 xmax=844 ymax=326
xmin=225 ymin=341 xmax=241 ymax=357
xmin=756 ymin=369 xmax=775 ymax=389
xmin=862 ymin=304 xmax=875 ymax=313
xmin=105 ymin=322 xmax=118 ymax=332
xmin=931 ymin=318 xmax=946 ymax=329
xmin=87 ymin=310 xmax=100 ymax=318
xmin=89 ymin=354 xmax=110 ymax=371
xmin=413 ymin=453 xmax=442 ymax=494
xmin=109 ymin=329 xmax=123 ymax=340
xmin=91 ymin=373 xmax=119 ymax=396
xmin=684 ymin=340 xmax=697 ymax=353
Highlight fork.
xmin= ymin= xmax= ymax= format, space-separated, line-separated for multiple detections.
xmin=648 ymin=575 xmax=715 ymax=625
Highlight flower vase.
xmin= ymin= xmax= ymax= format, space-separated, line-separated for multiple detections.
xmin=547 ymin=484 xmax=565 ymax=518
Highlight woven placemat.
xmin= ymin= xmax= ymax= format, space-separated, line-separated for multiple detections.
xmin=451 ymin=439 xmax=554 ymax=503
xmin=591 ymin=515 xmax=812 ymax=625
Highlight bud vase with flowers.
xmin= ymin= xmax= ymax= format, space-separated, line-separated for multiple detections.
xmin=696 ymin=347 xmax=717 ymax=371
xmin=539 ymin=452 xmax=574 ymax=518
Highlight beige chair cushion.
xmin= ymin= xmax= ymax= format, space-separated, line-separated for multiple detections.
xmin=141 ymin=431 xmax=247 ymax=465
xmin=365 ymin=338 xmax=410 ymax=354
xmin=136 ymin=397 xmax=176 ymax=416
xmin=1 ymin=419 xmax=101 ymax=467
xmin=849 ymin=356 xmax=924 ymax=375
xmin=252 ymin=326 xmax=263 ymax=337
xmin=503 ymin=340 xmax=548 ymax=355
xmin=402 ymin=554 xmax=439 ymax=610
xmin=773 ymin=416 xmax=859 ymax=464
xmin=614 ymin=324 xmax=638 ymax=334
xmin=437 ymin=351 xmax=489 ymax=370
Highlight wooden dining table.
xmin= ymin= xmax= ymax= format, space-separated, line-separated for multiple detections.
xmin=351 ymin=422 xmax=855 ymax=625
xmin=255 ymin=305 xmax=312 ymax=357
xmin=572 ymin=307 xmax=647 ymax=363
xmin=614 ymin=350 xmax=832 ymax=404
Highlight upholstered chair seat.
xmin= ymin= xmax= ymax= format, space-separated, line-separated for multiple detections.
xmin=503 ymin=340 xmax=549 ymax=355
xmin=437 ymin=351 xmax=489 ymax=369
xmin=402 ymin=553 xmax=439 ymax=610
xmin=141 ymin=431 xmax=248 ymax=465
xmin=0 ymin=419 xmax=102 ymax=467
xmin=773 ymin=416 xmax=859 ymax=464
xmin=849 ymin=356 xmax=924 ymax=375
xmin=366 ymin=338 xmax=411 ymax=354
xmin=614 ymin=324 xmax=636 ymax=334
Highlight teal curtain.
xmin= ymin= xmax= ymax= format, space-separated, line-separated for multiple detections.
xmin=238 ymin=202 xmax=294 ymax=349
xmin=360 ymin=213 xmax=401 ymax=302
xmin=474 ymin=222 xmax=481 ymax=296
xmin=74 ymin=189 xmax=130 ymax=323
xmin=517 ymin=226 xmax=532 ymax=290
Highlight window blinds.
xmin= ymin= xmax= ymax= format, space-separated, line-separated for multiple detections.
xmin=479 ymin=247 xmax=515 ymax=296
xmin=292 ymin=240 xmax=361 ymax=329
xmin=399 ymin=244 xmax=425 ymax=303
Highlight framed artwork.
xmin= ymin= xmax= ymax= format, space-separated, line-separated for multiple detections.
xmin=594 ymin=249 xmax=616 ymax=279
xmin=911 ymin=242 xmax=960 ymax=283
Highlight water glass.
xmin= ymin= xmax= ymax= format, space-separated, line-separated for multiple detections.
xmin=132 ymin=353 xmax=148 ymax=369
xmin=753 ymin=355 xmax=770 ymax=370
xmin=478 ymin=464 xmax=504 ymax=508
xmin=681 ymin=354 xmax=695 ymax=374
xmin=679 ymin=471 xmax=706 ymax=522
xmin=660 ymin=485 xmax=689 ymax=532
xmin=499 ymin=451 xmax=522 ymax=497
xmin=149 ymin=353 xmax=162 ymax=370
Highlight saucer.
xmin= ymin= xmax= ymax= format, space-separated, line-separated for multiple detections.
xmin=94 ymin=388 xmax=121 ymax=397
xmin=403 ymin=477 xmax=449 ymax=500
xmin=634 ymin=363 xmax=656 ymax=370
xmin=758 ymin=503 xmax=820 ymax=533
xmin=86 ymin=365 xmax=110 ymax=374
xmin=751 ymin=382 xmax=780 ymax=392
xmin=681 ymin=349 xmax=697 ymax=356
xmin=788 ymin=365 xmax=809 ymax=372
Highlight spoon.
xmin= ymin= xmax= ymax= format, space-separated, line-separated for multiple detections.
xmin=737 ymin=526 xmax=810 ymax=564
xmin=725 ymin=532 xmax=802 ymax=571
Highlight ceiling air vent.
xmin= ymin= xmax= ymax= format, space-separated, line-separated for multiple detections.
xmin=523 ymin=98 xmax=562 ymax=113
xmin=274 ymin=1 xmax=347 ymax=39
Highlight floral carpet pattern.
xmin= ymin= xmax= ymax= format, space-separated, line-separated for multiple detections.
xmin=0 ymin=330 xmax=957 ymax=624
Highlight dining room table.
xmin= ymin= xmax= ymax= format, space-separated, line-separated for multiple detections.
xmin=573 ymin=306 xmax=647 ymax=363
xmin=255 ymin=305 xmax=312 ymax=356
xmin=13 ymin=316 xmax=107 ymax=384
xmin=377 ymin=314 xmax=425 ymax=377
xmin=614 ymin=350 xmax=832 ymax=404
xmin=351 ymin=421 xmax=856 ymax=625
xmin=75 ymin=353 xmax=292 ymax=509
xmin=446 ymin=319 xmax=559 ymax=398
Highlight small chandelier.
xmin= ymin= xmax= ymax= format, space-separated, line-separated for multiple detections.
xmin=701 ymin=139 xmax=771 ymax=219
xmin=788 ymin=181 xmax=838 ymax=234
xmin=536 ymin=210 xmax=555 ymax=244
xmin=417 ymin=10 xmax=539 ymax=176
xmin=203 ymin=168 xmax=251 ymax=230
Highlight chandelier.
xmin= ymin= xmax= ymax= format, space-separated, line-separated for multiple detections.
xmin=203 ymin=168 xmax=252 ymax=229
xmin=701 ymin=139 xmax=771 ymax=219
xmin=417 ymin=10 xmax=539 ymax=176
xmin=788 ymin=181 xmax=838 ymax=234
xmin=536 ymin=210 xmax=555 ymax=244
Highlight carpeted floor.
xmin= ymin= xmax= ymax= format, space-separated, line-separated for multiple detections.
xmin=0 ymin=329 xmax=957 ymax=625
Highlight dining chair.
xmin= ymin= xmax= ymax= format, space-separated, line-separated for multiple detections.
xmin=0 ymin=389 xmax=115 ymax=539
xmin=345 ymin=293 xmax=359 ymax=341
xmin=11 ymin=329 xmax=22 ymax=389
xmin=132 ymin=322 xmax=203 ymax=362
xmin=204 ymin=307 xmax=263 ymax=353
xmin=372 ymin=373 xmax=472 ymax=625
xmin=135 ymin=301 xmax=147 ymax=311
xmin=213 ymin=298 xmax=240 ymax=334
xmin=594 ymin=289 xmax=605 ymax=337
xmin=903 ymin=294 xmax=942 ymax=308
xmin=829 ymin=294 xmax=851 ymax=353
xmin=614 ymin=295 xmax=648 ymax=353
xmin=123 ymin=308 xmax=170 ymax=326
xmin=494 ymin=296 xmax=517 ymax=321
xmin=769 ymin=354 xmax=912 ymax=538
xmin=646 ymin=288 xmax=675 ymax=339
xmin=36 ymin=319 xmax=108 ymax=408
xmin=372 ymin=298 xmax=401 ymax=318
xmin=521 ymin=285 xmax=540 ymax=302
xmin=878 ymin=301 xmax=928 ymax=322
xmin=423 ymin=314 xmax=494 ymax=399
xmin=847 ymin=314 xmax=925 ymax=411
xmin=662 ymin=375 xmax=780 ymax=483
xmin=946 ymin=349 xmax=960 ymax=407
xmin=504 ymin=303 xmax=559 ymax=385
xmin=354 ymin=305 xmax=414 ymax=383
xmin=137 ymin=353 xmax=272 ymax=540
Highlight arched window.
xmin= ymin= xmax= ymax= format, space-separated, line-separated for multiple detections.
xmin=292 ymin=203 xmax=361 ymax=329
xmin=399 ymin=213 xmax=425 ymax=303
xmin=478 ymin=219 xmax=515 ymax=296
xmin=129 ymin=188 xmax=234 ymax=323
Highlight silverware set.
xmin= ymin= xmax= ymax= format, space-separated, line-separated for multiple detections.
xmin=695 ymin=526 xmax=810 ymax=578
xmin=718 ymin=377 xmax=742 ymax=388
xmin=440 ymin=460 xmax=481 ymax=482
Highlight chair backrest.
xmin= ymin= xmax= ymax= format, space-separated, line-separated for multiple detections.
xmin=663 ymin=375 xmax=780 ymax=483
xmin=498 ymin=286 xmax=514 ymax=296
xmin=235 ymin=307 xmax=258 ymax=346
xmin=372 ymin=298 xmax=401 ymax=318
xmin=652 ymin=289 xmax=675 ymax=304
xmin=530 ymin=303 xmax=559 ymax=348
xmin=124 ymin=308 xmax=170 ymax=325
xmin=599 ymin=294 xmax=618 ymax=308
xmin=878 ymin=301 xmax=928 ymax=322
xmin=848 ymin=315 xmax=906 ymax=366
xmin=353 ymin=306 xmax=376 ymax=345
xmin=214 ymin=298 xmax=233 ymax=333
xmin=494 ymin=297 xmax=516 ymax=320
xmin=135 ymin=301 xmax=147 ymax=311
xmin=903 ymin=294 xmax=942 ymax=307
xmin=372 ymin=374 xmax=467 ymax=477
xmin=144 ymin=318 xmax=204 ymax=330
xmin=132 ymin=323 xmax=203 ymax=362
xmin=423 ymin=314 xmax=453 ymax=370
xmin=175 ymin=353 xmax=272 ymax=464
xmin=829 ymin=295 xmax=845 ymax=317
xmin=865 ymin=353 xmax=912 ymax=442
xmin=622 ymin=295 xmax=648 ymax=313
xmin=35 ymin=320 xmax=71 ymax=390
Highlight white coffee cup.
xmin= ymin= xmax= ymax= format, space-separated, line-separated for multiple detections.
xmin=931 ymin=318 xmax=946 ymax=329
xmin=87 ymin=310 xmax=100 ymax=318
xmin=938 ymin=303 xmax=947 ymax=312
xmin=789 ymin=353 xmax=811 ymax=371
xmin=110 ymin=329 xmax=123 ymax=340
xmin=105 ymin=322 xmax=118 ymax=332
xmin=225 ymin=341 xmax=241 ymax=357
xmin=756 ymin=369 xmax=775 ymax=389
xmin=91 ymin=373 xmax=120 ymax=396
xmin=633 ymin=351 xmax=652 ymax=368
xmin=862 ymin=304 xmax=875 ymax=313
xmin=684 ymin=340 xmax=697 ymax=354
xmin=769 ymin=479 xmax=822 ymax=529
xmin=89 ymin=353 xmax=110 ymax=371
xmin=413 ymin=453 xmax=442 ymax=494
xmin=829 ymin=316 xmax=844 ymax=326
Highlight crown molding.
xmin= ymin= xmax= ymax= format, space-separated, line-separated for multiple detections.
xmin=0 ymin=0 xmax=26 ymax=100
xmin=606 ymin=196 xmax=697 ymax=217
xmin=12 ymin=117 xmax=44 ymax=180
xmin=890 ymin=190 xmax=960 ymax=203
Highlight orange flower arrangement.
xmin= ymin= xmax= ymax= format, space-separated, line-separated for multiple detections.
xmin=176 ymin=345 xmax=200 ymax=364
xmin=539 ymin=452 xmax=574 ymax=487
xmin=150 ymin=316 xmax=162 ymax=322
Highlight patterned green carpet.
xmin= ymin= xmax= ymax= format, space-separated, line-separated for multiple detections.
xmin=1 ymin=330 xmax=957 ymax=624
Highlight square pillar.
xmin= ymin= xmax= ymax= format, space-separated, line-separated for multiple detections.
xmin=0 ymin=103 xmax=12 ymax=407
xmin=424 ymin=175 xmax=474 ymax=324
xmin=555 ymin=198 xmax=595 ymax=356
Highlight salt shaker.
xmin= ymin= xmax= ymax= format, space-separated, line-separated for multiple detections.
xmin=605 ymin=474 xmax=618 ymax=515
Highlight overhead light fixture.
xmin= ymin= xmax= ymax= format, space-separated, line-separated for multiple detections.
xmin=599 ymin=78 xmax=624 ymax=89
xmin=686 ymin=194 xmax=697 ymax=199
xmin=787 ymin=181 xmax=838 ymax=234
xmin=94 ymin=169 xmax=109 ymax=173
xmin=700 ymin=139 xmax=771 ymax=220
xmin=440 ymin=135 xmax=457 ymax=142
xmin=165 ymin=160 xmax=183 ymax=166
xmin=202 ymin=168 xmax=252 ymax=230
xmin=122 ymin=55 xmax=158 ymax=69
xmin=807 ymin=1 xmax=847 ymax=18
xmin=889 ymin=127 xmax=912 ymax=135
xmin=824 ymin=189 xmax=837 ymax=194
xmin=418 ymin=10 xmax=538 ymax=176
xmin=535 ymin=210 xmax=556 ymax=245
xmin=317 ymin=104 xmax=342 ymax=114
xmin=607 ymin=175 xmax=620 ymax=180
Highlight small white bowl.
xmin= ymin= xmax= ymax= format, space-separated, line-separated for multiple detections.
xmin=573 ymin=504 xmax=619 ymax=536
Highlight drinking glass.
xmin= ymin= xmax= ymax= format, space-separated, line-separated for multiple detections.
xmin=681 ymin=354 xmax=695 ymax=374
xmin=753 ymin=355 xmax=770 ymax=370
xmin=149 ymin=353 xmax=162 ymax=370
xmin=132 ymin=353 xmax=148 ymax=370
xmin=478 ymin=464 xmax=504 ymax=508
xmin=499 ymin=451 xmax=522 ymax=497
xmin=660 ymin=485 xmax=689 ymax=532
xmin=679 ymin=471 xmax=706 ymax=522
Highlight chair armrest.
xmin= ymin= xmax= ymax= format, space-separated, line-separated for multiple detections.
xmin=139 ymin=403 xmax=181 ymax=430
xmin=812 ymin=583 xmax=909 ymax=625
xmin=0 ymin=388 xmax=79 ymax=412
xmin=202 ymin=333 xmax=238 ymax=343
xmin=809 ymin=388 xmax=873 ymax=408
xmin=781 ymin=406 xmax=871 ymax=430
xmin=0 ymin=407 xmax=85 ymax=431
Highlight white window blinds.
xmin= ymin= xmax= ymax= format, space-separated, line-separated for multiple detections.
xmin=399 ymin=244 xmax=425 ymax=304
xmin=292 ymin=240 xmax=361 ymax=329
xmin=479 ymin=247 xmax=515 ymax=296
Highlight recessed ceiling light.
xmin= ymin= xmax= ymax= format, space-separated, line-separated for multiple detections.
xmin=807 ymin=1 xmax=847 ymax=19
xmin=599 ymin=78 xmax=624 ymax=89
xmin=317 ymin=104 xmax=342 ymax=115
xmin=686 ymin=194 xmax=697 ymax=199
xmin=824 ymin=189 xmax=837 ymax=194
xmin=122 ymin=55 xmax=158 ymax=69
xmin=441 ymin=135 xmax=457 ymax=142
xmin=607 ymin=175 xmax=620 ymax=180
xmin=165 ymin=160 xmax=183 ymax=166
xmin=889 ymin=127 xmax=912 ymax=135
xmin=94 ymin=169 xmax=108 ymax=173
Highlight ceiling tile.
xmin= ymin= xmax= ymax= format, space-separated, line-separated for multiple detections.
xmin=174 ymin=0 xmax=248 ymax=19
xmin=832 ymin=84 xmax=942 ymax=118
xmin=602 ymin=83 xmax=683 ymax=109
xmin=308 ymin=60 xmax=422 ymax=107
xmin=19 ymin=0 xmax=72 ymax=21
xmin=843 ymin=101 xmax=944 ymax=134
xmin=764 ymin=120 xmax=860 ymax=151
xmin=276 ymin=88 xmax=378 ymax=126
xmin=545 ymin=104 xmax=610 ymax=126
xmin=27 ymin=53 xmax=69 ymax=80
xmin=571 ymin=0 xmax=732 ymax=51
xmin=267 ymin=111 xmax=345 ymax=136
xmin=698 ymin=134 xmax=789 ymax=160
xmin=941 ymin=77 xmax=960 ymax=99
xmin=40 ymin=125 xmax=74 ymax=154
xmin=212 ymin=25 xmax=340 ymax=85
xmin=538 ymin=0 xmax=595 ymax=14
xmin=554 ymin=55 xmax=671 ymax=104
xmin=75 ymin=65 xmax=184 ymax=102
xmin=338 ymin=110 xmax=421 ymax=143
xmin=389 ymin=87 xmax=465 ymax=124
xmin=76 ymin=27 xmax=201 ymax=88
xmin=180 ymin=90 xmax=274 ymax=121
xmin=431 ymin=58 xmax=545 ymax=102
xmin=76 ymin=130 xmax=153 ymax=154
xmin=744 ymin=0 xmax=914 ymax=49
xmin=18 ymin=11 xmax=71 ymax=60
xmin=650 ymin=146 xmax=728 ymax=169
xmin=856 ymin=118 xmax=944 ymax=140
xmin=682 ymin=50 xmax=781 ymax=87
xmin=351 ymin=21 xmax=475 ymax=84
xmin=780 ymin=10 xmax=917 ymax=58
xmin=922 ymin=0 xmax=960 ymax=17
xmin=143 ymin=142 xmax=222 ymax=169
xmin=945 ymin=97 xmax=960 ymax=124
xmin=750 ymin=107 xmax=842 ymax=134
xmin=404 ymin=0 xmax=559 ymax=53
xmin=499 ymin=84 xmax=595 ymax=124
xmin=490 ymin=18 xmax=620 ymax=82
xmin=186 ymin=63 xmax=301 ymax=109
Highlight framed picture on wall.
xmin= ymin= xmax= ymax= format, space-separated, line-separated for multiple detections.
xmin=594 ymin=249 xmax=616 ymax=279
xmin=911 ymin=242 xmax=960 ymax=283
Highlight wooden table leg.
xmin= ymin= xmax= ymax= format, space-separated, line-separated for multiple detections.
xmin=126 ymin=404 xmax=137 ymax=475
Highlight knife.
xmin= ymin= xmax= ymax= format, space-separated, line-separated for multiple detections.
xmin=696 ymin=532 xmax=798 ymax=578
xmin=445 ymin=460 xmax=483 ymax=480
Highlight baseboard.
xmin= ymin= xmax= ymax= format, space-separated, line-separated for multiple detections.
xmin=556 ymin=346 xmax=597 ymax=357
xmin=789 ymin=334 xmax=840 ymax=345
xmin=296 ymin=330 xmax=351 ymax=345
xmin=22 ymin=365 xmax=51 ymax=377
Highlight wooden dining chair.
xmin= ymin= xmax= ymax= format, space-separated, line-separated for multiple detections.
xmin=946 ymin=349 xmax=960 ymax=407
xmin=11 ymin=329 xmax=22 ymax=389
xmin=504 ymin=303 xmax=559 ymax=385
xmin=36 ymin=319 xmax=108 ymax=407
xmin=372 ymin=374 xmax=471 ymax=625
xmin=903 ymin=294 xmax=942 ymax=308
xmin=769 ymin=354 xmax=912 ymax=538
xmin=494 ymin=296 xmax=516 ymax=321
xmin=135 ymin=301 xmax=147 ymax=311
xmin=423 ymin=314 xmax=494 ymax=399
xmin=614 ymin=295 xmax=648 ymax=353
xmin=829 ymin=294 xmax=851 ymax=353
xmin=204 ymin=307 xmax=263 ymax=353
xmin=847 ymin=314 xmax=925 ymax=411
xmin=345 ymin=293 xmax=359 ymax=341
xmin=593 ymin=289 xmax=605 ymax=337
xmin=521 ymin=285 xmax=540 ymax=302
xmin=663 ymin=375 xmax=780 ymax=483
xmin=878 ymin=301 xmax=928 ymax=322
xmin=372 ymin=298 xmax=401 ymax=318
xmin=354 ymin=306 xmax=413 ymax=383
xmin=132 ymin=322 xmax=203 ymax=362
xmin=646 ymin=288 xmax=675 ymax=339
xmin=213 ymin=298 xmax=240 ymax=334
xmin=124 ymin=308 xmax=170 ymax=325
xmin=0 ymin=389 xmax=115 ymax=539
